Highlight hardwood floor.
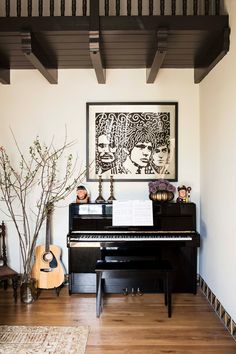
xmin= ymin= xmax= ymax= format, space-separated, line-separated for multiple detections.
xmin=0 ymin=286 xmax=235 ymax=354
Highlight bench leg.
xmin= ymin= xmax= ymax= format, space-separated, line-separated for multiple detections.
xmin=96 ymin=271 xmax=102 ymax=318
xmin=164 ymin=277 xmax=167 ymax=307
xmin=101 ymin=278 xmax=105 ymax=311
xmin=163 ymin=272 xmax=172 ymax=317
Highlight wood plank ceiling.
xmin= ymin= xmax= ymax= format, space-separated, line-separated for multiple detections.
xmin=0 ymin=1 xmax=230 ymax=85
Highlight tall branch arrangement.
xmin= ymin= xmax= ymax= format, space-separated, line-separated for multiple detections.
xmin=0 ymin=134 xmax=86 ymax=281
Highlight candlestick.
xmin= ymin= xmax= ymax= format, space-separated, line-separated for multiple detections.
xmin=107 ymin=175 xmax=116 ymax=203
xmin=95 ymin=175 xmax=105 ymax=203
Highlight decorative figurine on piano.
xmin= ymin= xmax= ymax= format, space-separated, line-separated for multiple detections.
xmin=76 ymin=185 xmax=89 ymax=204
xmin=176 ymin=185 xmax=191 ymax=203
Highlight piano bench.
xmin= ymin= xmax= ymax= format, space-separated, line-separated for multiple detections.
xmin=95 ymin=259 xmax=173 ymax=318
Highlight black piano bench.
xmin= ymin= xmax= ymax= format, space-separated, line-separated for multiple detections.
xmin=95 ymin=259 xmax=173 ymax=318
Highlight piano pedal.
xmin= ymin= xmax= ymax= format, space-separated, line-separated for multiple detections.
xmin=137 ymin=287 xmax=143 ymax=296
xmin=122 ymin=288 xmax=128 ymax=296
xmin=131 ymin=288 xmax=136 ymax=296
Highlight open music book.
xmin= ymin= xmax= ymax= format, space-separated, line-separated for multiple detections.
xmin=112 ymin=200 xmax=153 ymax=227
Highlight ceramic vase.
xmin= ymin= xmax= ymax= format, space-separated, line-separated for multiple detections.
xmin=149 ymin=190 xmax=174 ymax=202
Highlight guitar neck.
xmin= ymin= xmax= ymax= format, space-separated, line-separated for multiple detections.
xmin=45 ymin=208 xmax=52 ymax=252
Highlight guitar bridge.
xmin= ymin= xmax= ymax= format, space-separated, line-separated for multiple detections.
xmin=40 ymin=268 xmax=52 ymax=272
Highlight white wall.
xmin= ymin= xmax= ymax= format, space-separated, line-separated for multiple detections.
xmin=0 ymin=68 xmax=200 ymax=276
xmin=199 ymin=0 xmax=236 ymax=322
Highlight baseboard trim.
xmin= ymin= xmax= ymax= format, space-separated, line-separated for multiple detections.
xmin=199 ymin=275 xmax=236 ymax=342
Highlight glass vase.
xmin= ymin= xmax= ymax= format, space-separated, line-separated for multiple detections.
xmin=20 ymin=277 xmax=38 ymax=304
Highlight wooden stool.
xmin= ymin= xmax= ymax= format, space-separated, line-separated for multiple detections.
xmin=95 ymin=259 xmax=173 ymax=318
xmin=0 ymin=266 xmax=18 ymax=303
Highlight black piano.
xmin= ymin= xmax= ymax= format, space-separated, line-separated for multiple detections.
xmin=67 ymin=202 xmax=200 ymax=294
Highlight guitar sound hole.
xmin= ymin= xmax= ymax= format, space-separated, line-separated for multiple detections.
xmin=43 ymin=252 xmax=53 ymax=262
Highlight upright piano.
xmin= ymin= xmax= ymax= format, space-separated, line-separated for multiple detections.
xmin=67 ymin=202 xmax=200 ymax=294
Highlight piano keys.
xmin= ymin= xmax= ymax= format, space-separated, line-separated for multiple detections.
xmin=69 ymin=230 xmax=199 ymax=243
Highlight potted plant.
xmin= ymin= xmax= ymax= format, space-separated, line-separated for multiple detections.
xmin=0 ymin=132 xmax=86 ymax=302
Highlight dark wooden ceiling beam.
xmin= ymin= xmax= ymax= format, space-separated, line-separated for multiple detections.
xmin=0 ymin=16 xmax=228 ymax=32
xmin=0 ymin=55 xmax=10 ymax=84
xmin=89 ymin=31 xmax=106 ymax=84
xmin=0 ymin=67 xmax=10 ymax=84
xmin=194 ymin=27 xmax=230 ymax=84
xmin=100 ymin=16 xmax=229 ymax=31
xmin=0 ymin=14 xmax=230 ymax=84
xmin=21 ymin=31 xmax=58 ymax=84
xmin=89 ymin=0 xmax=105 ymax=84
xmin=146 ymin=29 xmax=168 ymax=84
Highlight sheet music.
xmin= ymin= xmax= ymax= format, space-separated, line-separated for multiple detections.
xmin=112 ymin=200 xmax=153 ymax=226
xmin=79 ymin=204 xmax=103 ymax=215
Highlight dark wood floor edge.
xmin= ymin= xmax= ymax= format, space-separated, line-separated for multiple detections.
xmin=199 ymin=275 xmax=236 ymax=342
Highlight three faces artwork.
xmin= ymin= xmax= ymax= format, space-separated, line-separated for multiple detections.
xmin=87 ymin=103 xmax=177 ymax=181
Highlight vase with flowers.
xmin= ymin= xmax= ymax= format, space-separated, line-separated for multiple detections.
xmin=148 ymin=179 xmax=176 ymax=202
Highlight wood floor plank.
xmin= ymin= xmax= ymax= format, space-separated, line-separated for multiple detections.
xmin=0 ymin=286 xmax=235 ymax=354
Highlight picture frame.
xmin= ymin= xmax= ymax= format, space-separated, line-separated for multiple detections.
xmin=86 ymin=102 xmax=178 ymax=182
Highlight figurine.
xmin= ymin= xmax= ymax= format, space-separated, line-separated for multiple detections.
xmin=176 ymin=185 xmax=191 ymax=203
xmin=76 ymin=185 xmax=89 ymax=204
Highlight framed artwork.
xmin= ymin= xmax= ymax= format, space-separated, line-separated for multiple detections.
xmin=86 ymin=102 xmax=178 ymax=182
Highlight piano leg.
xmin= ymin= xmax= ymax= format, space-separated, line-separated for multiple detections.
xmin=192 ymin=247 xmax=198 ymax=295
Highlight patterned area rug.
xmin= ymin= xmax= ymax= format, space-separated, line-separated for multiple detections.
xmin=0 ymin=325 xmax=89 ymax=354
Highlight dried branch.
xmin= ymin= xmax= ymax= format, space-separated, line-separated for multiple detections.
xmin=0 ymin=133 xmax=87 ymax=281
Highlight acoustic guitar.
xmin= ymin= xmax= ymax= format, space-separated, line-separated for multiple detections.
xmin=31 ymin=205 xmax=64 ymax=289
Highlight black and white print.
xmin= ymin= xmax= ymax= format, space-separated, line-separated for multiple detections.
xmin=87 ymin=103 xmax=178 ymax=181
